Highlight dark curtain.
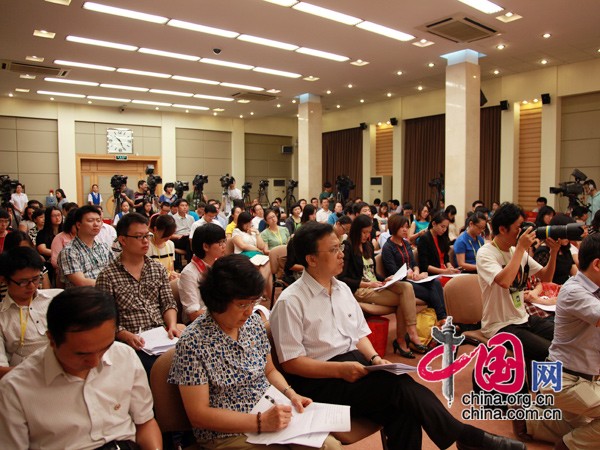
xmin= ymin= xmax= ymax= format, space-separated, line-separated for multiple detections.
xmin=322 ymin=127 xmax=363 ymax=200
xmin=479 ymin=106 xmax=501 ymax=206
xmin=402 ymin=114 xmax=445 ymax=208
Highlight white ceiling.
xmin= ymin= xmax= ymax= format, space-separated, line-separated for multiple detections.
xmin=1 ymin=0 xmax=599 ymax=119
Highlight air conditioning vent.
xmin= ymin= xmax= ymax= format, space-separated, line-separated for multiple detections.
xmin=424 ymin=16 xmax=498 ymax=43
xmin=232 ymin=92 xmax=277 ymax=102
xmin=1 ymin=60 xmax=70 ymax=77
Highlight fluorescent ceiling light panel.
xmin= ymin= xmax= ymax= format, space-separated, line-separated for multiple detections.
xmin=45 ymin=0 xmax=71 ymax=4
xmin=149 ymin=89 xmax=193 ymax=97
xmin=296 ymin=47 xmax=348 ymax=62
xmin=20 ymin=74 xmax=36 ymax=79
xmin=117 ymin=68 xmax=171 ymax=78
xmin=87 ymin=95 xmax=131 ymax=102
xmin=55 ymin=59 xmax=116 ymax=71
xmin=457 ymin=0 xmax=504 ymax=14
xmin=37 ymin=90 xmax=85 ymax=98
xmin=220 ymin=82 xmax=264 ymax=91
xmin=172 ymin=75 xmax=219 ymax=85
xmin=45 ymin=77 xmax=99 ymax=86
xmin=15 ymin=88 xmax=30 ymax=92
xmin=26 ymin=56 xmax=45 ymax=62
xmin=139 ymin=48 xmax=200 ymax=61
xmin=200 ymin=58 xmax=253 ymax=70
xmin=167 ymin=19 xmax=239 ymax=38
xmin=253 ymin=67 xmax=302 ymax=78
xmin=237 ymin=34 xmax=298 ymax=51
xmin=266 ymin=89 xmax=281 ymax=93
xmin=237 ymin=99 xmax=251 ymax=103
xmin=263 ymin=0 xmax=297 ymax=6
xmin=292 ymin=3 xmax=362 ymax=25
xmin=66 ymin=35 xmax=138 ymax=51
xmin=193 ymin=94 xmax=234 ymax=102
xmin=83 ymin=2 xmax=169 ymax=24
xmin=100 ymin=83 xmax=149 ymax=92
xmin=132 ymin=100 xmax=172 ymax=106
xmin=356 ymin=21 xmax=414 ymax=41
xmin=33 ymin=29 xmax=56 ymax=39
xmin=173 ymin=104 xmax=210 ymax=110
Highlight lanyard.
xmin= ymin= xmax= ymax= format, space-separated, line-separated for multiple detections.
xmin=18 ymin=297 xmax=33 ymax=348
xmin=468 ymin=235 xmax=482 ymax=260
xmin=272 ymin=227 xmax=283 ymax=246
xmin=432 ymin=234 xmax=446 ymax=269
xmin=192 ymin=255 xmax=208 ymax=273
xmin=394 ymin=240 xmax=410 ymax=266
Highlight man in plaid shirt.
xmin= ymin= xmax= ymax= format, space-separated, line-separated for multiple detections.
xmin=96 ymin=212 xmax=181 ymax=373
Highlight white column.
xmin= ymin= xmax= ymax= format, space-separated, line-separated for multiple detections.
xmin=443 ymin=50 xmax=481 ymax=224
xmin=56 ymin=103 xmax=77 ymax=198
xmin=297 ymin=94 xmax=322 ymax=200
xmin=160 ymin=115 xmax=176 ymax=182
xmin=362 ymin=125 xmax=376 ymax=202
xmin=392 ymin=123 xmax=404 ymax=201
xmin=231 ymin=118 xmax=245 ymax=182
xmin=540 ymin=98 xmax=561 ymax=209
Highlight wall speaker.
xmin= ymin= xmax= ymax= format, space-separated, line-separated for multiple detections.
xmin=389 ymin=117 xmax=398 ymax=126
xmin=359 ymin=122 xmax=367 ymax=130
xmin=500 ymin=100 xmax=509 ymax=111
xmin=541 ymin=93 xmax=551 ymax=105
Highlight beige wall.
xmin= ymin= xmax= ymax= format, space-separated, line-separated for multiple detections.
xmin=75 ymin=121 xmax=161 ymax=156
xmin=0 ymin=116 xmax=59 ymax=202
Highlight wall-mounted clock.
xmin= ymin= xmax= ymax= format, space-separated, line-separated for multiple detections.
xmin=107 ymin=128 xmax=133 ymax=154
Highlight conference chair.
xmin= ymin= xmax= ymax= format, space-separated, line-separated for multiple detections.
xmin=268 ymin=244 xmax=288 ymax=308
xmin=442 ymin=274 xmax=488 ymax=346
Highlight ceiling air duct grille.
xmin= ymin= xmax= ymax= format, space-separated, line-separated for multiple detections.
xmin=232 ymin=92 xmax=277 ymax=102
xmin=425 ymin=16 xmax=498 ymax=43
xmin=1 ymin=60 xmax=70 ymax=77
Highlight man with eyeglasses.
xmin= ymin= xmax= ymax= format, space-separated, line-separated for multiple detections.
xmin=58 ymin=205 xmax=114 ymax=288
xmin=96 ymin=212 xmax=180 ymax=374
xmin=0 ymin=247 xmax=62 ymax=378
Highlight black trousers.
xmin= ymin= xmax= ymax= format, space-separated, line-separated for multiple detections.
xmin=286 ymin=351 xmax=463 ymax=450
xmin=412 ymin=279 xmax=446 ymax=320
xmin=499 ymin=315 xmax=554 ymax=364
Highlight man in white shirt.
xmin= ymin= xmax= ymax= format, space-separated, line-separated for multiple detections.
xmin=0 ymin=286 xmax=162 ymax=450
xmin=10 ymin=183 xmax=28 ymax=216
xmin=316 ymin=198 xmax=332 ymax=223
xmin=94 ymin=205 xmax=117 ymax=249
xmin=225 ymin=178 xmax=242 ymax=215
xmin=189 ymin=204 xmax=224 ymax=241
xmin=0 ymin=247 xmax=62 ymax=378
xmin=251 ymin=204 xmax=265 ymax=230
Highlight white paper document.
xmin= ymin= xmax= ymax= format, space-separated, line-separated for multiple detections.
xmin=365 ymin=362 xmax=417 ymax=375
xmin=410 ymin=274 xmax=440 ymax=284
xmin=139 ymin=326 xmax=178 ymax=355
xmin=374 ymin=264 xmax=407 ymax=291
xmin=250 ymin=254 xmax=270 ymax=266
xmin=246 ymin=385 xmax=351 ymax=447
xmin=530 ymin=302 xmax=556 ymax=312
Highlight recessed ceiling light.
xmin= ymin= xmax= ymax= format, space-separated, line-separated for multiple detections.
xmin=83 ymin=2 xmax=168 ymax=24
xmin=377 ymin=122 xmax=382 ymax=126
xmin=194 ymin=94 xmax=234 ymax=102
xmin=542 ymin=33 xmax=551 ymax=39
xmin=132 ymin=100 xmax=172 ymax=106
xmin=15 ymin=88 xmax=30 ymax=93
xmin=303 ymin=75 xmax=320 ymax=81
xmin=33 ymin=29 xmax=56 ymax=39
xmin=266 ymin=89 xmax=281 ymax=94
xmin=350 ymin=59 xmax=369 ymax=67
xmin=45 ymin=0 xmax=72 ymax=5
xmin=66 ymin=35 xmax=138 ymax=51
xmin=155 ymin=107 xmax=160 ymax=110
xmin=347 ymin=84 xmax=353 ymax=88
xmin=250 ymin=112 xmax=254 ymax=115
xmin=413 ymin=39 xmax=434 ymax=48
xmin=87 ymin=100 xmax=92 ymax=104
xmin=117 ymin=68 xmax=171 ymax=78
xmin=540 ymin=59 xmax=548 ymax=65
xmin=253 ymin=67 xmax=301 ymax=78
xmin=173 ymin=104 xmax=210 ymax=110
xmin=26 ymin=56 xmax=44 ymax=62
xmin=185 ymin=110 xmax=189 ymax=113
xmin=360 ymin=99 xmax=364 ymax=103
xmin=20 ymin=74 xmax=37 ymax=79
xmin=336 ymin=104 xmax=341 ymax=108
xmin=396 ymin=71 xmax=404 ymax=76
xmin=239 ymin=115 xmax=244 ymax=118
xmin=457 ymin=0 xmax=503 ymax=14
xmin=8 ymin=93 xmax=13 ymax=97
xmin=522 ymin=100 xmax=528 ymax=104
xmin=417 ymin=86 xmax=423 ymax=91
xmin=50 ymin=97 xmax=54 ymax=101
xmin=55 ymin=59 xmax=116 ymax=71
xmin=45 ymin=77 xmax=99 ymax=86
xmin=37 ymin=90 xmax=85 ymax=98
xmin=237 ymin=34 xmax=298 ymax=51
xmin=87 ymin=95 xmax=131 ymax=102
xmin=496 ymin=12 xmax=522 ymax=23
xmin=386 ymin=92 xmax=392 ymax=97
xmin=493 ymin=69 xmax=500 ymax=75
xmin=276 ymin=104 xmax=281 ymax=108
xmin=149 ymin=89 xmax=193 ymax=97
xmin=213 ymin=112 xmax=217 ymax=116
xmin=221 ymin=82 xmax=264 ymax=91
xmin=496 ymin=44 xmax=506 ymax=50
xmin=139 ymin=48 xmax=200 ymax=61
xmin=167 ymin=19 xmax=239 ymax=38
xmin=200 ymin=58 xmax=253 ymax=70
xmin=172 ymin=75 xmax=219 ymax=85
xmin=533 ymin=98 xmax=539 ymax=103
xmin=326 ymin=90 xmax=332 ymax=94
xmin=291 ymin=99 xmax=297 ymax=103
xmin=356 ymin=21 xmax=414 ymax=42
xmin=428 ymin=62 xmax=435 ymax=67
xmin=236 ymin=99 xmax=251 ymax=104
xmin=296 ymin=47 xmax=349 ymax=62
xmin=292 ymin=2 xmax=362 ymax=25
xmin=101 ymin=83 xmax=149 ymax=92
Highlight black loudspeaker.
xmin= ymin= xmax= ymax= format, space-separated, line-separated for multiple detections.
xmin=359 ymin=122 xmax=367 ymax=130
xmin=500 ymin=100 xmax=509 ymax=111
xmin=541 ymin=93 xmax=551 ymax=105
xmin=389 ymin=117 xmax=398 ymax=126
xmin=480 ymin=90 xmax=488 ymax=107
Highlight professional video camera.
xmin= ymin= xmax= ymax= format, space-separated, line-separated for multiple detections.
xmin=259 ymin=179 xmax=269 ymax=188
xmin=174 ymin=181 xmax=189 ymax=199
xmin=242 ymin=181 xmax=253 ymax=196
xmin=335 ymin=175 xmax=356 ymax=191
xmin=288 ymin=179 xmax=298 ymax=189
xmin=519 ymin=221 xmax=586 ymax=241
xmin=145 ymin=165 xmax=163 ymax=197
xmin=110 ymin=174 xmax=128 ymax=190
xmin=193 ymin=174 xmax=208 ymax=191
xmin=549 ymin=169 xmax=587 ymax=210
xmin=220 ymin=173 xmax=234 ymax=189
xmin=0 ymin=175 xmax=19 ymax=206
xmin=428 ymin=173 xmax=444 ymax=190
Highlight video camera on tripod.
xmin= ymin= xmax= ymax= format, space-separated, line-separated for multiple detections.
xmin=145 ymin=165 xmax=162 ymax=198
xmin=549 ymin=169 xmax=588 ymax=210
xmin=242 ymin=181 xmax=253 ymax=196
xmin=0 ymin=175 xmax=19 ymax=207
xmin=174 ymin=181 xmax=190 ymax=199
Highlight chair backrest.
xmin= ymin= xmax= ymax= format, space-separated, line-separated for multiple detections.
xmin=170 ymin=279 xmax=184 ymax=324
xmin=224 ymin=237 xmax=235 ymax=256
xmin=269 ymin=244 xmax=287 ymax=279
xmin=149 ymin=348 xmax=192 ymax=433
xmin=443 ymin=274 xmax=483 ymax=324
xmin=374 ymin=253 xmax=385 ymax=279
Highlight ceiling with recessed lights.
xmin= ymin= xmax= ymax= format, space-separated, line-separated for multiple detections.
xmin=1 ymin=0 xmax=599 ymax=119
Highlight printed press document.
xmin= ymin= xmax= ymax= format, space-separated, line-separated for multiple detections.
xmin=365 ymin=362 xmax=417 ymax=375
xmin=374 ymin=264 xmax=407 ymax=291
xmin=139 ymin=326 xmax=178 ymax=355
xmin=246 ymin=385 xmax=350 ymax=447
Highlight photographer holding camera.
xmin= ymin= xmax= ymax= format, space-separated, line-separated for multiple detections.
xmin=224 ymin=176 xmax=241 ymax=215
xmin=476 ymin=202 xmax=560 ymax=363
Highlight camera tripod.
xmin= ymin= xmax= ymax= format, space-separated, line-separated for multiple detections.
xmin=257 ymin=184 xmax=270 ymax=208
xmin=242 ymin=190 xmax=252 ymax=210
xmin=283 ymin=187 xmax=297 ymax=213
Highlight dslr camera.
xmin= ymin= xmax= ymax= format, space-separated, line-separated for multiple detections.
xmin=519 ymin=221 xmax=585 ymax=241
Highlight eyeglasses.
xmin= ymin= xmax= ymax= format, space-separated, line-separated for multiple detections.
xmin=234 ymin=297 xmax=265 ymax=311
xmin=215 ymin=239 xmax=227 ymax=246
xmin=316 ymin=245 xmax=344 ymax=255
xmin=7 ymin=274 xmax=43 ymax=287
xmin=124 ymin=233 xmax=152 ymax=241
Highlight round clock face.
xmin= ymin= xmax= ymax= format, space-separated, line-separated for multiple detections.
xmin=107 ymin=128 xmax=133 ymax=153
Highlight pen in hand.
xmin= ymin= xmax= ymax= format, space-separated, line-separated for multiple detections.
xmin=265 ymin=394 xmax=277 ymax=405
